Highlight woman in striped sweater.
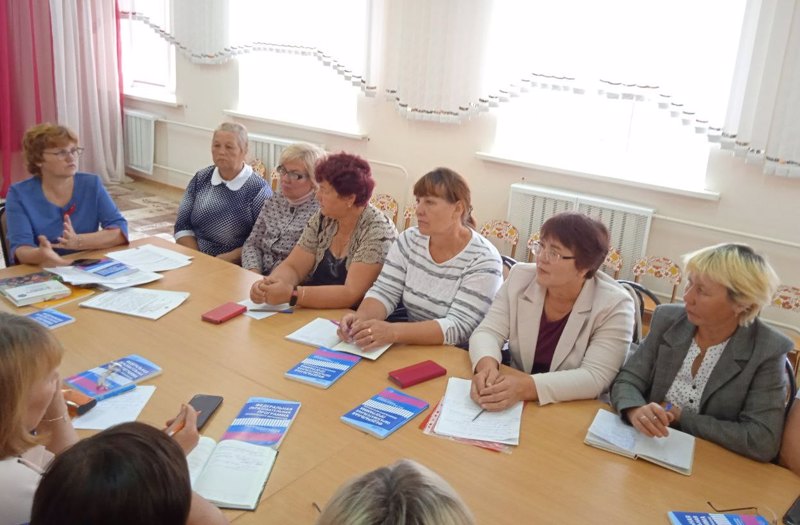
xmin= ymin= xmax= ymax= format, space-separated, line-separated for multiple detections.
xmin=337 ymin=168 xmax=503 ymax=350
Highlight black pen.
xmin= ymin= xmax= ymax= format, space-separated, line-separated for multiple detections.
xmin=471 ymin=409 xmax=485 ymax=422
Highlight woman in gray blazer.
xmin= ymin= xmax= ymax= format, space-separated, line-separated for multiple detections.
xmin=470 ymin=212 xmax=634 ymax=408
xmin=611 ymin=243 xmax=791 ymax=462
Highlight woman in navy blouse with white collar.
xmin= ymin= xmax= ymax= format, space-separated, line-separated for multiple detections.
xmin=5 ymin=123 xmax=128 ymax=267
xmin=174 ymin=122 xmax=271 ymax=263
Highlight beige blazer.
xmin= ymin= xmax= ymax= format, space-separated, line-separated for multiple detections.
xmin=469 ymin=263 xmax=634 ymax=405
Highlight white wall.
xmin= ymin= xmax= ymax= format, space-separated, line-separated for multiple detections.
xmin=125 ymin=52 xmax=800 ymax=329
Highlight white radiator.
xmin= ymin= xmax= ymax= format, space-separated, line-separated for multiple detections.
xmin=249 ymin=133 xmax=321 ymax=171
xmin=123 ymin=109 xmax=160 ymax=175
xmin=507 ymin=183 xmax=654 ymax=280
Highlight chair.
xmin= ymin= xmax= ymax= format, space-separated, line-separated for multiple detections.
xmin=402 ymin=202 xmax=417 ymax=230
xmin=617 ymin=280 xmax=661 ymax=345
xmin=633 ymin=255 xmax=682 ymax=302
xmin=770 ymin=284 xmax=800 ymax=375
xmin=603 ymin=247 xmax=623 ymax=279
xmin=479 ymin=220 xmax=519 ymax=258
xmin=249 ymin=158 xmax=276 ymax=191
xmin=525 ymin=232 xmax=540 ymax=263
xmin=369 ymin=193 xmax=399 ymax=225
xmin=500 ymin=255 xmax=518 ymax=281
xmin=0 ymin=203 xmax=11 ymax=268
xmin=786 ymin=358 xmax=797 ymax=420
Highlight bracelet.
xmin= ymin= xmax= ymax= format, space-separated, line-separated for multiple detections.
xmin=42 ymin=414 xmax=68 ymax=424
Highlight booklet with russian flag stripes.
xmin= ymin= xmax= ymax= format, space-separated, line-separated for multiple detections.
xmin=64 ymin=354 xmax=161 ymax=401
xmin=187 ymin=397 xmax=300 ymax=510
xmin=284 ymin=348 xmax=361 ymax=388
xmin=341 ymin=387 xmax=429 ymax=439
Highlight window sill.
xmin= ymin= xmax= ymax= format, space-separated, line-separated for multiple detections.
xmin=475 ymin=152 xmax=720 ymax=202
xmin=224 ymin=109 xmax=367 ymax=141
xmin=124 ymin=89 xmax=182 ymax=108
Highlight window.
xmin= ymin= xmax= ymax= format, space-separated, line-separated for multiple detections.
xmin=231 ymin=0 xmax=369 ymax=133
xmin=485 ymin=0 xmax=747 ymax=192
xmin=119 ymin=0 xmax=175 ymax=100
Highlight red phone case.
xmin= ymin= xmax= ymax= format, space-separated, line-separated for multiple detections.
xmin=388 ymin=360 xmax=447 ymax=388
xmin=201 ymin=302 xmax=247 ymax=324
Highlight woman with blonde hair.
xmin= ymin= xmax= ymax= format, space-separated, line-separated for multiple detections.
xmin=611 ymin=243 xmax=791 ymax=462
xmin=6 ymin=123 xmax=128 ymax=266
xmin=316 ymin=459 xmax=475 ymax=525
xmin=241 ymin=142 xmax=326 ymax=275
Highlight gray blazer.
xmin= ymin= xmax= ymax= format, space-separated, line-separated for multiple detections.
xmin=611 ymin=303 xmax=792 ymax=462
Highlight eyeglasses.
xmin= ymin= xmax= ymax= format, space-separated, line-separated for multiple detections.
xmin=43 ymin=147 xmax=85 ymax=159
xmin=276 ymin=165 xmax=308 ymax=182
xmin=531 ymin=241 xmax=576 ymax=263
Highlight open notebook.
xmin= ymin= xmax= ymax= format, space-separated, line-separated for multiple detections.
xmin=585 ymin=408 xmax=695 ymax=475
xmin=285 ymin=317 xmax=391 ymax=360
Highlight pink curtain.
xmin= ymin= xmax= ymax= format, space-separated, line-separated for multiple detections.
xmin=0 ymin=0 xmax=58 ymax=197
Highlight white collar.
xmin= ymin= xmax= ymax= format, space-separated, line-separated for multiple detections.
xmin=211 ymin=164 xmax=253 ymax=191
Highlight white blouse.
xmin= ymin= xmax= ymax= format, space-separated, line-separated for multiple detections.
xmin=665 ymin=338 xmax=729 ymax=415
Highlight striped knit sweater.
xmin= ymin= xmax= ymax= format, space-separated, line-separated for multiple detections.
xmin=364 ymin=227 xmax=503 ymax=346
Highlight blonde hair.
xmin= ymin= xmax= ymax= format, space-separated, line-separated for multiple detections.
xmin=316 ymin=459 xmax=475 ymax=525
xmin=683 ymin=243 xmax=779 ymax=326
xmin=23 ymin=123 xmax=79 ymax=177
xmin=279 ymin=143 xmax=327 ymax=190
xmin=0 ymin=313 xmax=64 ymax=457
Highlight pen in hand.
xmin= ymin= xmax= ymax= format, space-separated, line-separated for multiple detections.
xmin=472 ymin=409 xmax=485 ymax=422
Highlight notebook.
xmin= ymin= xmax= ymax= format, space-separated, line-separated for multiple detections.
xmin=584 ymin=408 xmax=695 ymax=475
xmin=0 ymin=274 xmax=71 ymax=307
xmin=285 ymin=317 xmax=392 ymax=360
xmin=186 ymin=397 xmax=300 ymax=510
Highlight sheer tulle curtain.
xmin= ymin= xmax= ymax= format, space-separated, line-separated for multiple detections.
xmin=374 ymin=0 xmax=494 ymax=123
xmin=49 ymin=0 xmax=126 ymax=184
xmin=0 ymin=0 xmax=58 ymax=196
xmin=722 ymin=0 xmax=800 ymax=177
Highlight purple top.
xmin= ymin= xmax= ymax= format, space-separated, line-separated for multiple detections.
xmin=532 ymin=309 xmax=571 ymax=374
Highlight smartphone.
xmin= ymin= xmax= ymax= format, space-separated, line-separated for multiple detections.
xmin=72 ymin=258 xmax=102 ymax=267
xmin=188 ymin=394 xmax=223 ymax=430
xmin=201 ymin=302 xmax=247 ymax=324
xmin=784 ymin=495 xmax=800 ymax=525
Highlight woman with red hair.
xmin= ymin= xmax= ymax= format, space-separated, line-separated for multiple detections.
xmin=250 ymin=152 xmax=397 ymax=309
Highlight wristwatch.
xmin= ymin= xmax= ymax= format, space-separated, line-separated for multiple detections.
xmin=289 ymin=286 xmax=299 ymax=307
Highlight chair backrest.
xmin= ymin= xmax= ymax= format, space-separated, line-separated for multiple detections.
xmin=526 ymin=232 xmax=540 ymax=263
xmin=249 ymin=158 xmax=276 ymax=191
xmin=402 ymin=202 xmax=417 ymax=230
xmin=786 ymin=358 xmax=797 ymax=420
xmin=479 ymin=220 xmax=519 ymax=258
xmin=500 ymin=255 xmax=517 ymax=281
xmin=772 ymin=285 xmax=800 ymax=313
xmin=632 ymin=256 xmax=682 ymax=303
xmin=603 ymin=247 xmax=623 ymax=279
xmin=0 ymin=203 xmax=10 ymax=268
xmin=369 ymin=193 xmax=399 ymax=225
xmin=616 ymin=280 xmax=662 ymax=345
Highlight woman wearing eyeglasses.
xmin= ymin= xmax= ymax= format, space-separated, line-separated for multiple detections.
xmin=174 ymin=122 xmax=271 ymax=263
xmin=5 ymin=123 xmax=128 ymax=266
xmin=241 ymin=143 xmax=326 ymax=275
xmin=469 ymin=212 xmax=634 ymax=408
xmin=249 ymin=152 xmax=397 ymax=309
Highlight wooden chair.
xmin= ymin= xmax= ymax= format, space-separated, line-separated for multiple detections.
xmin=770 ymin=285 xmax=800 ymax=375
xmin=603 ymin=247 xmax=623 ymax=279
xmin=369 ymin=193 xmax=399 ymax=225
xmin=632 ymin=256 xmax=682 ymax=328
xmin=403 ymin=202 xmax=417 ymax=230
xmin=479 ymin=220 xmax=519 ymax=258
xmin=526 ymin=232 xmax=540 ymax=262
xmin=249 ymin=158 xmax=276 ymax=191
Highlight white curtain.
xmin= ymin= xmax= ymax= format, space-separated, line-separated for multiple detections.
xmin=50 ymin=0 xmax=126 ymax=184
xmin=375 ymin=0 xmax=494 ymax=123
xmin=722 ymin=0 xmax=800 ymax=178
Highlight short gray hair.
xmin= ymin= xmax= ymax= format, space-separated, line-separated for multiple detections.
xmin=214 ymin=122 xmax=248 ymax=152
xmin=279 ymin=143 xmax=327 ymax=189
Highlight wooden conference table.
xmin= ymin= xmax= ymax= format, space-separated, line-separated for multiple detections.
xmin=2 ymin=237 xmax=799 ymax=524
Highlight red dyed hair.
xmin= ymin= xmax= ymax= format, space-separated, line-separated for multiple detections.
xmin=540 ymin=212 xmax=609 ymax=278
xmin=314 ymin=152 xmax=375 ymax=206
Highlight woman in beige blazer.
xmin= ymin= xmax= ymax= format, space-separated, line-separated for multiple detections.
xmin=470 ymin=212 xmax=634 ymax=408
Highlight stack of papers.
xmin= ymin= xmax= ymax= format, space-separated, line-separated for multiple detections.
xmin=106 ymin=244 xmax=192 ymax=272
xmin=79 ymin=288 xmax=190 ymax=320
xmin=432 ymin=377 xmax=523 ymax=446
xmin=47 ymin=259 xmax=163 ymax=290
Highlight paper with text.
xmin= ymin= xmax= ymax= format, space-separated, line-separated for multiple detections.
xmin=80 ymin=288 xmax=189 ymax=320
xmin=107 ymin=244 xmax=192 ymax=272
xmin=72 ymin=386 xmax=156 ymax=430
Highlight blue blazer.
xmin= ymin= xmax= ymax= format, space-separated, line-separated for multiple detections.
xmin=611 ymin=303 xmax=792 ymax=462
